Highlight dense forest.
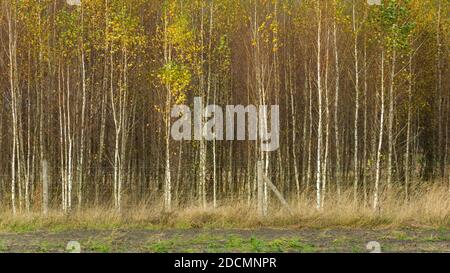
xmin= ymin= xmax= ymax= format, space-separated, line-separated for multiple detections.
xmin=0 ymin=0 xmax=448 ymax=215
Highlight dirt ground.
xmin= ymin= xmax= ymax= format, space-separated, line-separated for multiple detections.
xmin=0 ymin=228 xmax=448 ymax=253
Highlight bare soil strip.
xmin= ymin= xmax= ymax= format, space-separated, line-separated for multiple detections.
xmin=0 ymin=228 xmax=448 ymax=253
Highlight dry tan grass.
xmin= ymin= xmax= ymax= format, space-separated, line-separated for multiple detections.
xmin=0 ymin=184 xmax=448 ymax=232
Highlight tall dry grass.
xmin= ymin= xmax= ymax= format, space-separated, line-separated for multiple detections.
xmin=0 ymin=184 xmax=448 ymax=232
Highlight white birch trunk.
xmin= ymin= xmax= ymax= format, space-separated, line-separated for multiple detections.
xmin=315 ymin=2 xmax=323 ymax=210
xmin=333 ymin=3 xmax=341 ymax=198
xmin=374 ymin=50 xmax=385 ymax=211
xmin=387 ymin=48 xmax=396 ymax=190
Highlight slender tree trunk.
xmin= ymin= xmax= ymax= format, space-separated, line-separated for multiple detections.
xmin=436 ymin=0 xmax=443 ymax=178
xmin=307 ymin=65 xmax=313 ymax=196
xmin=333 ymin=3 xmax=341 ymax=198
xmin=321 ymin=26 xmax=330 ymax=208
xmin=387 ymin=48 xmax=396 ymax=190
xmin=352 ymin=1 xmax=360 ymax=202
xmin=289 ymin=56 xmax=300 ymax=203
xmin=208 ymin=0 xmax=217 ymax=209
xmin=199 ymin=4 xmax=207 ymax=209
xmin=374 ymin=49 xmax=385 ymax=211
xmin=163 ymin=8 xmax=172 ymax=211
xmin=66 ymin=66 xmax=74 ymax=212
xmin=77 ymin=5 xmax=87 ymax=210
xmin=7 ymin=3 xmax=17 ymax=214
xmin=315 ymin=1 xmax=323 ymax=210
xmin=363 ymin=37 xmax=368 ymax=206
xmin=405 ymin=53 xmax=413 ymax=200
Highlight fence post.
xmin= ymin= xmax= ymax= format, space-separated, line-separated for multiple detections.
xmin=42 ymin=160 xmax=49 ymax=215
